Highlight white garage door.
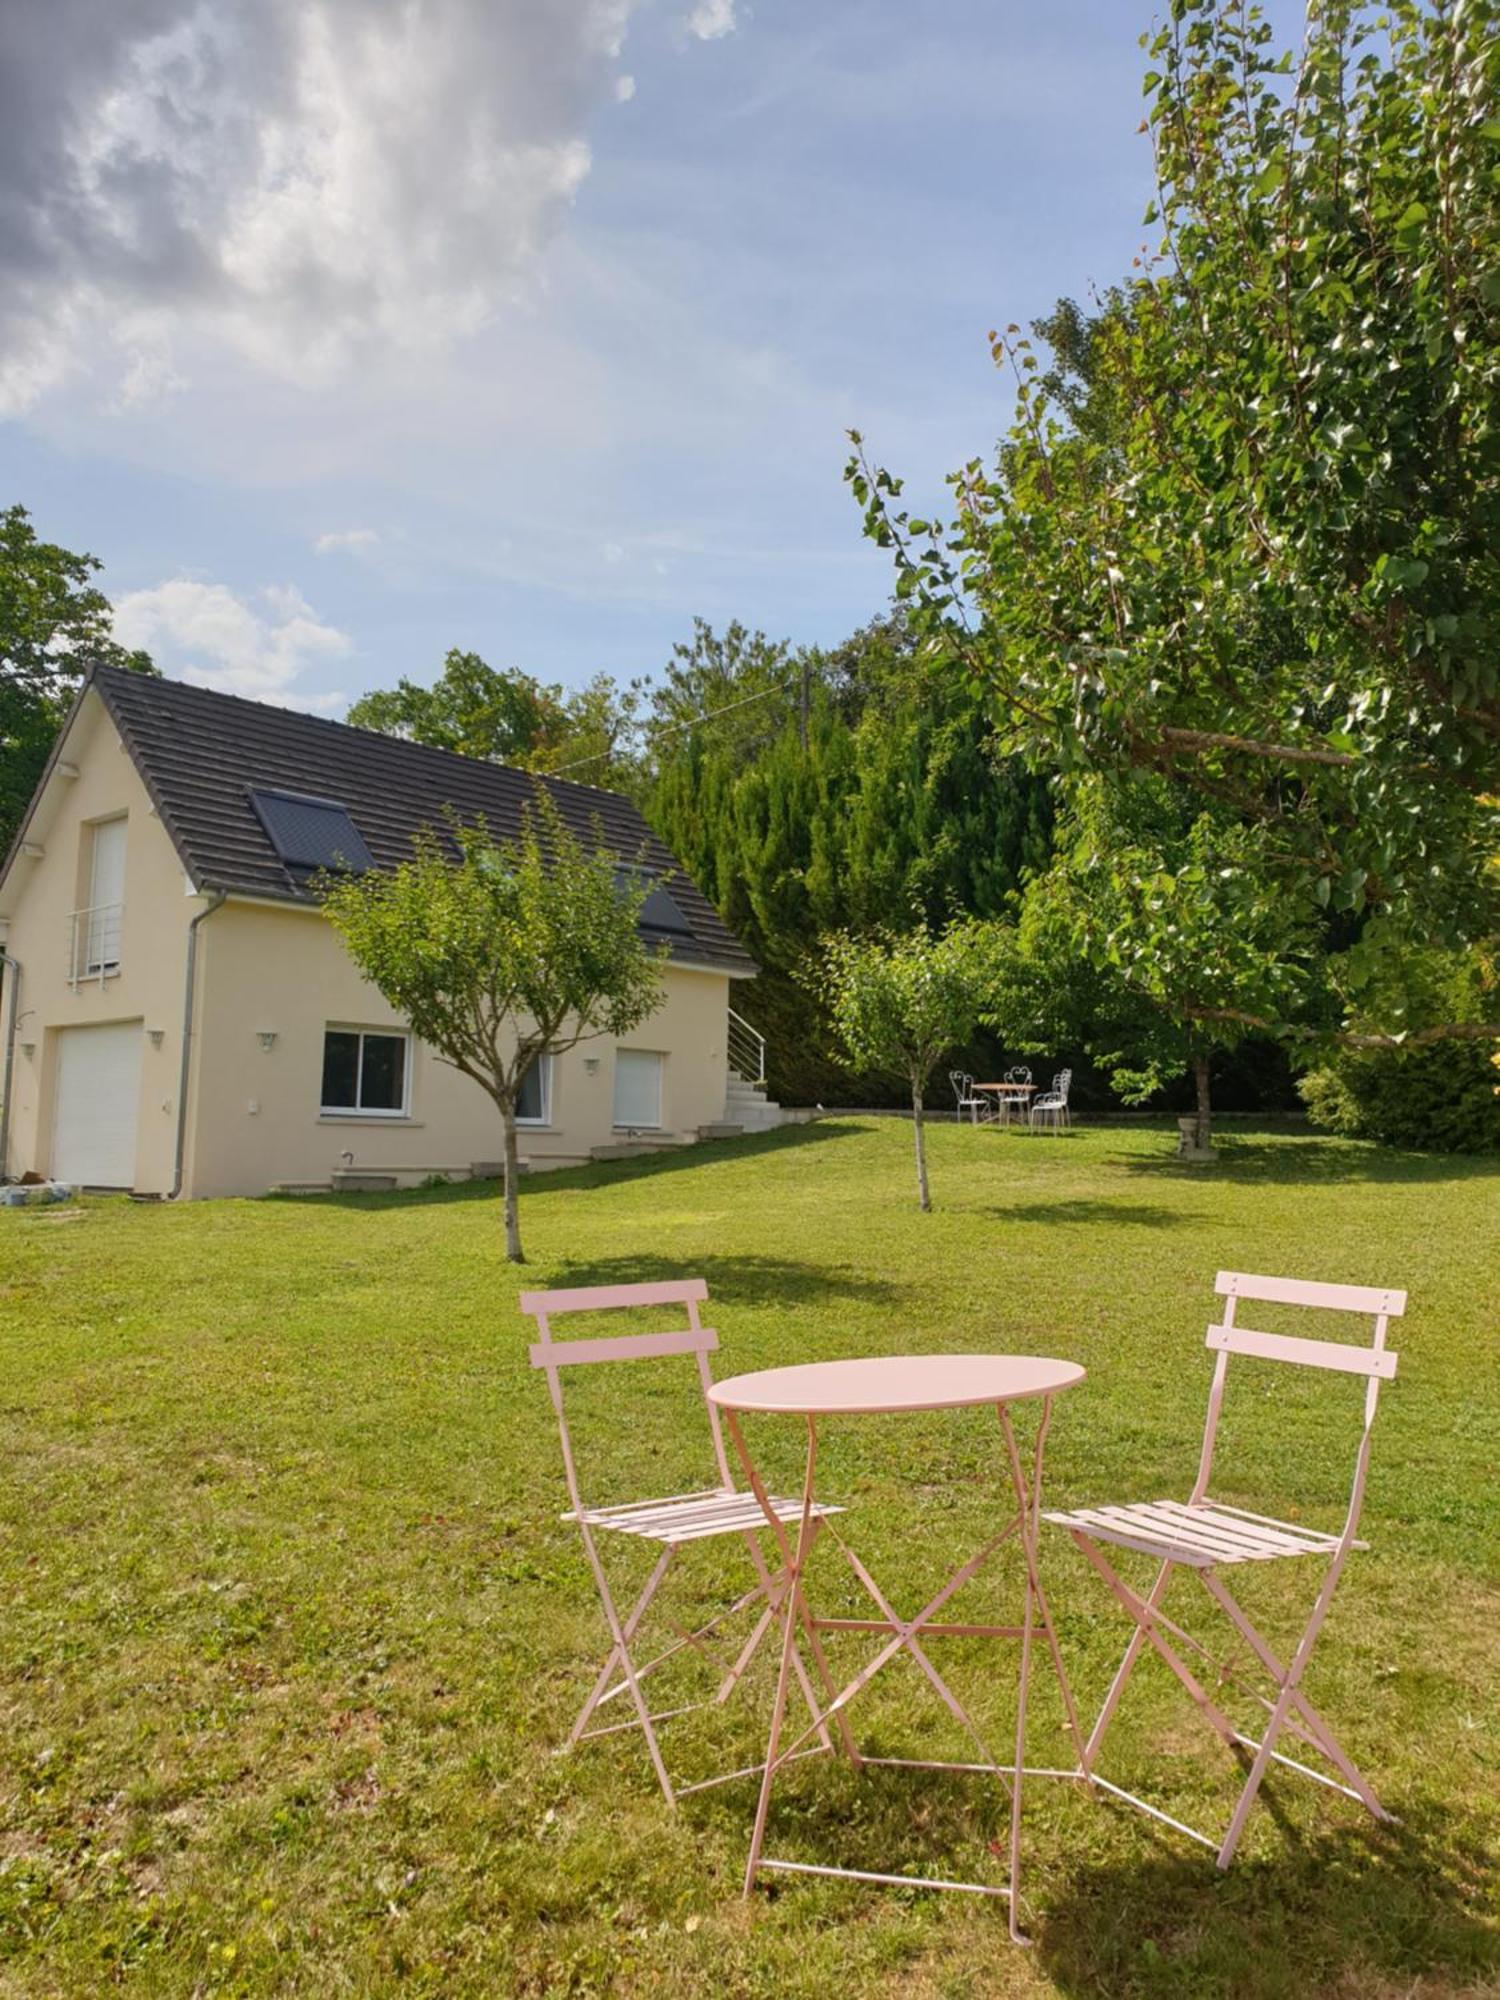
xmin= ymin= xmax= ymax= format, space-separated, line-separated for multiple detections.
xmin=53 ymin=1022 xmax=142 ymax=1188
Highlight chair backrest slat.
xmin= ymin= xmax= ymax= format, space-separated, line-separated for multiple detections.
xmin=1206 ymin=1322 xmax=1398 ymax=1380
xmin=520 ymin=1278 xmax=707 ymax=1315
xmin=1215 ymin=1271 xmax=1406 ymax=1318
xmin=528 ymin=1326 xmax=718 ymax=1371
xmin=520 ymin=1274 xmax=734 ymax=1508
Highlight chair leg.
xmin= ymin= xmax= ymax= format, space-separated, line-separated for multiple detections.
xmin=575 ymin=1526 xmax=677 ymax=1803
xmin=1070 ymin=1537 xmax=1240 ymax=1752
xmin=1208 ymin=1550 xmax=1370 ymax=1867
xmin=1082 ymin=1558 xmax=1174 ymax=1769
xmin=570 ymin=1547 xmax=675 ymax=1747
xmin=1201 ymin=1574 xmax=1391 ymax=1825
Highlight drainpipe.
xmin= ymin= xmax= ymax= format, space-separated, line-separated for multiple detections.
xmin=168 ymin=892 xmax=225 ymax=1200
xmin=0 ymin=950 xmax=20 ymax=1183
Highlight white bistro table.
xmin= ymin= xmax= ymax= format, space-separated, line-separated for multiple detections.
xmin=708 ymin=1353 xmax=1087 ymax=1941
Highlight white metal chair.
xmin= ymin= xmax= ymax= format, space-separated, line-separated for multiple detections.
xmin=998 ymin=1064 xmax=1033 ymax=1126
xmin=949 ymin=1069 xmax=991 ymax=1125
xmin=523 ymin=1278 xmax=845 ymax=1805
xmin=1045 ymin=1270 xmax=1404 ymax=1867
xmin=1030 ymin=1067 xmax=1072 ymax=1130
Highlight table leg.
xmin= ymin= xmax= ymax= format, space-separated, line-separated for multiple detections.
xmin=742 ymin=1414 xmax=820 ymax=1896
xmin=726 ymin=1409 xmax=860 ymax=1766
xmin=997 ymin=1394 xmax=1084 ymax=1944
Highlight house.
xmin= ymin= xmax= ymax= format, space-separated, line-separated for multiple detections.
xmin=0 ymin=666 xmax=776 ymax=1198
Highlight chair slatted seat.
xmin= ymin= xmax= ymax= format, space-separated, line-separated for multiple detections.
xmin=569 ymin=1487 xmax=840 ymax=1543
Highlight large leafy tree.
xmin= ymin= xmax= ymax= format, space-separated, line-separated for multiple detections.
xmin=320 ymin=803 xmax=666 ymax=1262
xmin=348 ymin=650 xmax=649 ymax=798
xmin=850 ymin=0 xmax=1500 ymax=1055
xmin=0 ymin=504 xmax=155 ymax=852
xmin=813 ymin=921 xmax=996 ymax=1210
xmin=346 ymin=649 xmax=564 ymax=765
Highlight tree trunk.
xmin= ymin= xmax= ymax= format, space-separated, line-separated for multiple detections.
xmin=911 ymin=1079 xmax=931 ymax=1212
xmin=1192 ymin=1052 xmax=1213 ymax=1153
xmin=502 ymin=1106 xmax=525 ymax=1262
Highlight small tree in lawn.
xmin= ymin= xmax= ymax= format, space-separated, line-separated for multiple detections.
xmin=814 ymin=921 xmax=994 ymax=1211
xmin=321 ymin=801 xmax=665 ymax=1262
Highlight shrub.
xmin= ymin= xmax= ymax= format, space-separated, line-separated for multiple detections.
xmin=1300 ymin=1041 xmax=1500 ymax=1154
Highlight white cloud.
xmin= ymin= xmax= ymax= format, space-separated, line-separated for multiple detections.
xmin=685 ymin=0 xmax=737 ymax=40
xmin=312 ymin=527 xmax=380 ymax=556
xmin=615 ymin=73 xmax=637 ymax=101
xmin=0 ymin=0 xmax=644 ymax=412
xmin=110 ymin=579 xmax=352 ymax=709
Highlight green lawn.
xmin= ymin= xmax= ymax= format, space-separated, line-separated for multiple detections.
xmin=2 ymin=1120 xmax=1497 ymax=1999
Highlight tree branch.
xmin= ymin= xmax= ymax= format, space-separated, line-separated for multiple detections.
xmin=1153 ymin=726 xmax=1357 ymax=768
xmin=1184 ymin=1002 xmax=1500 ymax=1050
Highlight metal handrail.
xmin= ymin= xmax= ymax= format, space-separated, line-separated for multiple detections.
xmin=68 ymin=901 xmax=123 ymax=986
xmin=727 ymin=1006 xmax=766 ymax=1086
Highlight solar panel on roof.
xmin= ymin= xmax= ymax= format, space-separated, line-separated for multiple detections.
xmin=249 ymin=789 xmax=374 ymax=874
xmin=616 ymin=867 xmax=695 ymax=936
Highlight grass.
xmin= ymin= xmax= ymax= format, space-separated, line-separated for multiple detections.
xmin=1 ymin=1118 xmax=1497 ymax=1999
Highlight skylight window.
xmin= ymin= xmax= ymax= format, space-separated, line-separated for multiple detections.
xmin=250 ymin=789 xmax=374 ymax=875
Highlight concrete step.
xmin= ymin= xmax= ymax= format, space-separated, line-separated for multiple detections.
xmin=730 ymin=1103 xmax=785 ymax=1133
xmin=590 ymin=1136 xmax=691 ymax=1163
xmin=695 ymin=1122 xmax=746 ymax=1141
xmin=332 ymin=1171 xmax=398 ymax=1192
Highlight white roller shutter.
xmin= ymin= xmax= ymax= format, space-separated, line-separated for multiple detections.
xmin=53 ymin=1022 xmax=142 ymax=1188
xmin=613 ymin=1049 xmax=663 ymax=1128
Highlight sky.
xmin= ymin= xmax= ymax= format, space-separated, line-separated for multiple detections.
xmin=0 ymin=0 xmax=1302 ymax=718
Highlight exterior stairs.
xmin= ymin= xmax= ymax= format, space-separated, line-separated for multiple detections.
xmin=721 ymin=1066 xmax=784 ymax=1134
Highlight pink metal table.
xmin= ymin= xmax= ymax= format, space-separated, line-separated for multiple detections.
xmin=708 ymin=1353 xmax=1087 ymax=1941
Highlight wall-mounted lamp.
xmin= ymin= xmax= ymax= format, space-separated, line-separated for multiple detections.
xmin=146 ymin=1027 xmax=165 ymax=1048
xmin=583 ymin=1055 xmax=600 ymax=1075
xmin=20 ymin=1042 xmax=35 ymax=1061
xmin=257 ymin=1030 xmax=277 ymax=1052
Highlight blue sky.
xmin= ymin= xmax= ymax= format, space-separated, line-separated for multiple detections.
xmin=0 ymin=1 xmax=1302 ymax=716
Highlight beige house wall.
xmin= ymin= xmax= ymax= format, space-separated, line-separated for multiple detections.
xmin=0 ymin=689 xmax=197 ymax=1193
xmin=185 ymin=900 xmax=734 ymax=1198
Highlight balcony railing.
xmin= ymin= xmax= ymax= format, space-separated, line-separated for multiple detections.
xmin=69 ymin=901 xmax=123 ymax=986
xmin=727 ymin=1006 xmax=765 ymax=1085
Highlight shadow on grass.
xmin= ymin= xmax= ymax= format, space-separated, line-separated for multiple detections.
xmin=280 ymin=1118 xmax=868 ymax=1211
xmin=1036 ymin=1799 xmax=1499 ymax=1998
xmin=1115 ymin=1133 xmax=1500 ymax=1188
xmin=981 ymin=1199 xmax=1183 ymax=1229
xmin=539 ymin=1249 xmax=903 ymax=1308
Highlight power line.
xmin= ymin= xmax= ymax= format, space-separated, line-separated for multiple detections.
xmin=547 ymin=673 xmax=800 ymax=778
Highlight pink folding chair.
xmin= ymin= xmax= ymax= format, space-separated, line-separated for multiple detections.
xmin=1045 ymin=1270 xmax=1404 ymax=1866
xmin=522 ymin=1278 xmax=845 ymax=1805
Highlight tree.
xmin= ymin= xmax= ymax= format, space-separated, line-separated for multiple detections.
xmin=346 ymin=649 xmax=564 ymax=765
xmin=812 ymin=921 xmax=995 ymax=1210
xmin=529 ymin=671 xmax=649 ymax=799
xmin=319 ymin=802 xmax=666 ymax=1261
xmin=0 ymin=503 xmax=155 ymax=852
xmin=644 ymin=617 xmax=1053 ymax=1108
xmin=988 ymin=779 xmax=1328 ymax=1149
xmin=849 ymin=0 xmax=1500 ymax=1058
xmin=646 ymin=618 xmax=797 ymax=764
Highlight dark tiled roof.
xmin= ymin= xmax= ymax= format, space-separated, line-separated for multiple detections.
xmin=93 ymin=667 xmax=756 ymax=975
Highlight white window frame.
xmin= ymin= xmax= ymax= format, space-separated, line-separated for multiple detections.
xmin=320 ymin=1025 xmax=412 ymax=1119
xmin=613 ymin=1048 xmax=664 ymax=1131
xmin=515 ymin=1050 xmax=553 ymax=1126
